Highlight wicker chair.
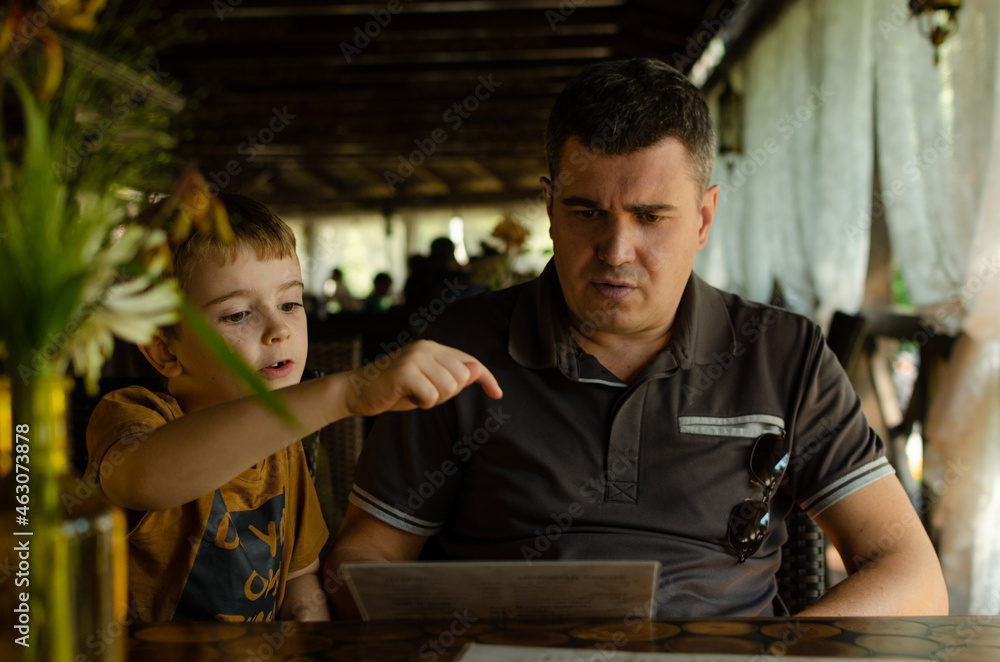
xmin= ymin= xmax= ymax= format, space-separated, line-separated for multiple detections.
xmin=776 ymin=506 xmax=827 ymax=612
xmin=304 ymin=337 xmax=365 ymax=536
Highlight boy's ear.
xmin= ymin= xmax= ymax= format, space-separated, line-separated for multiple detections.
xmin=138 ymin=333 xmax=182 ymax=379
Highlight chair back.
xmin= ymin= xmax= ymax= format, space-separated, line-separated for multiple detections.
xmin=305 ymin=337 xmax=365 ymax=535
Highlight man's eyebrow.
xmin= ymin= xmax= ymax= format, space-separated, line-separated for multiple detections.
xmin=203 ymin=280 xmax=303 ymax=308
xmin=625 ymin=202 xmax=679 ymax=214
xmin=559 ymin=197 xmax=679 ymax=215
xmin=559 ymin=196 xmax=603 ymax=209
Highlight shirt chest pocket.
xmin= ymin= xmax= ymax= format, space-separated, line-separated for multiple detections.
xmin=678 ymin=414 xmax=785 ymax=439
xmin=651 ymin=414 xmax=787 ymax=542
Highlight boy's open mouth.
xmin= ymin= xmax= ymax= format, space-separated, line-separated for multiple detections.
xmin=264 ymin=360 xmax=290 ymax=369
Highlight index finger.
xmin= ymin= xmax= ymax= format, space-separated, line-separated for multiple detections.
xmin=462 ymin=360 xmax=503 ymax=400
xmin=439 ymin=346 xmax=502 ymax=400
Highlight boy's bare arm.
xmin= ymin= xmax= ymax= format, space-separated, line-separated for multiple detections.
xmin=280 ymin=558 xmax=329 ymax=621
xmin=99 ymin=340 xmax=502 ymax=511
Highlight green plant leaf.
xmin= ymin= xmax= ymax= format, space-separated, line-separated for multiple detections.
xmin=177 ymin=297 xmax=298 ymax=428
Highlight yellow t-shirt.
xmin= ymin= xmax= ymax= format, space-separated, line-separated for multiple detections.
xmin=85 ymin=386 xmax=329 ymax=623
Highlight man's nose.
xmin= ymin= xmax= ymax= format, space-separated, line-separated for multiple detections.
xmin=596 ymin=215 xmax=637 ymax=266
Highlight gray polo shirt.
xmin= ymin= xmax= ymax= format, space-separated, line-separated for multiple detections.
xmin=350 ymin=261 xmax=893 ymax=616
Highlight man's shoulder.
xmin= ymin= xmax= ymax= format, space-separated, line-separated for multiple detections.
xmin=422 ymin=281 xmax=527 ymax=348
xmin=709 ymin=283 xmax=823 ymax=340
xmin=694 ymin=281 xmax=826 ymax=367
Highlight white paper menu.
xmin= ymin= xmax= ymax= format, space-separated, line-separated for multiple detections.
xmin=340 ymin=560 xmax=661 ymax=621
xmin=453 ymin=645 xmax=925 ymax=662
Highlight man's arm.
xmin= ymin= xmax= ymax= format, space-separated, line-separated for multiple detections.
xmin=99 ymin=340 xmax=502 ymax=511
xmin=798 ymin=474 xmax=948 ymax=616
xmin=323 ymin=505 xmax=429 ymax=620
xmin=280 ymin=558 xmax=330 ymax=621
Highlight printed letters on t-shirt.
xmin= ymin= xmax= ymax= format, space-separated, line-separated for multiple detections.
xmin=172 ymin=488 xmax=286 ymax=622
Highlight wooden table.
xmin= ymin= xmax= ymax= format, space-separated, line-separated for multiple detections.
xmin=127 ymin=616 xmax=1000 ymax=661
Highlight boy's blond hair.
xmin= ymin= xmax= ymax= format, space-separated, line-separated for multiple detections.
xmin=168 ymin=193 xmax=297 ymax=291
xmin=161 ymin=193 xmax=297 ymax=337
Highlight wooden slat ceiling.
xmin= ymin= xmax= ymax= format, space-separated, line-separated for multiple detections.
xmin=156 ymin=0 xmax=738 ymax=214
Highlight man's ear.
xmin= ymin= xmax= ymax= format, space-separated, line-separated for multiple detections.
xmin=138 ymin=333 xmax=182 ymax=379
xmin=540 ymin=176 xmax=554 ymax=215
xmin=697 ymin=184 xmax=720 ymax=250
xmin=540 ymin=176 xmax=555 ymax=239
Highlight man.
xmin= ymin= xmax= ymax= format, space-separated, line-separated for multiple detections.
xmin=325 ymin=59 xmax=947 ymax=617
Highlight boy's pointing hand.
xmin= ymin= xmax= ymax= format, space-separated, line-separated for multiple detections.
xmin=346 ymin=339 xmax=502 ymax=417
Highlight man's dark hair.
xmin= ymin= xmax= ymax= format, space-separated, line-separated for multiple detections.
xmin=544 ymin=58 xmax=716 ymax=190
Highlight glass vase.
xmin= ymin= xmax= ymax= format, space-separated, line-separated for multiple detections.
xmin=1 ymin=375 xmax=127 ymax=662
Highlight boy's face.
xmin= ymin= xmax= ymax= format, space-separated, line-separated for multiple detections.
xmin=165 ymin=249 xmax=308 ymax=413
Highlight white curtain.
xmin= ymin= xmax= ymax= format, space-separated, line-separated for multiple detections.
xmin=913 ymin=0 xmax=1000 ymax=615
xmin=699 ymin=0 xmax=874 ymax=329
xmin=701 ymin=0 xmax=1000 ymax=613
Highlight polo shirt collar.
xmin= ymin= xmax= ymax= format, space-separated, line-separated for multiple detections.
xmin=671 ymin=268 xmax=737 ymax=369
xmin=509 ymin=260 xmax=571 ymax=371
xmin=508 ymin=260 xmax=736 ymax=375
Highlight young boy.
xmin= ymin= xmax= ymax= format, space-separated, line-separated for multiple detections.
xmin=86 ymin=194 xmax=501 ymax=623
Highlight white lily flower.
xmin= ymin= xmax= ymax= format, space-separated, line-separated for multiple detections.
xmin=65 ymin=277 xmax=181 ymax=392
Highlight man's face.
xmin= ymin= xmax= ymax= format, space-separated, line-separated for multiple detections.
xmin=543 ymin=137 xmax=718 ymax=344
xmin=167 ymin=250 xmax=308 ymax=413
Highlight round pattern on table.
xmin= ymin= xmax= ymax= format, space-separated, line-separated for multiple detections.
xmin=682 ymin=620 xmax=758 ymax=636
xmin=855 ymin=635 xmax=942 ymax=656
xmin=665 ymin=636 xmax=762 ymax=654
xmin=931 ymin=624 xmax=1000 ymax=647
xmin=777 ymin=638 xmax=869 ymax=657
xmin=323 ymin=641 xmax=420 ymax=661
xmin=422 ymin=622 xmax=495 ymax=637
xmin=127 ymin=642 xmax=222 ymax=662
xmin=476 ymin=629 xmax=570 ymax=647
xmin=834 ymin=618 xmax=930 ymax=636
xmin=943 ymin=647 xmax=1000 ymax=662
xmin=760 ymin=622 xmax=842 ymax=640
xmin=570 ymin=621 xmax=681 ymax=642
xmin=332 ymin=623 xmax=425 ymax=642
xmin=219 ymin=633 xmax=333 ymax=657
xmin=135 ymin=624 xmax=244 ymax=643
xmin=509 ymin=620 xmax=594 ymax=630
